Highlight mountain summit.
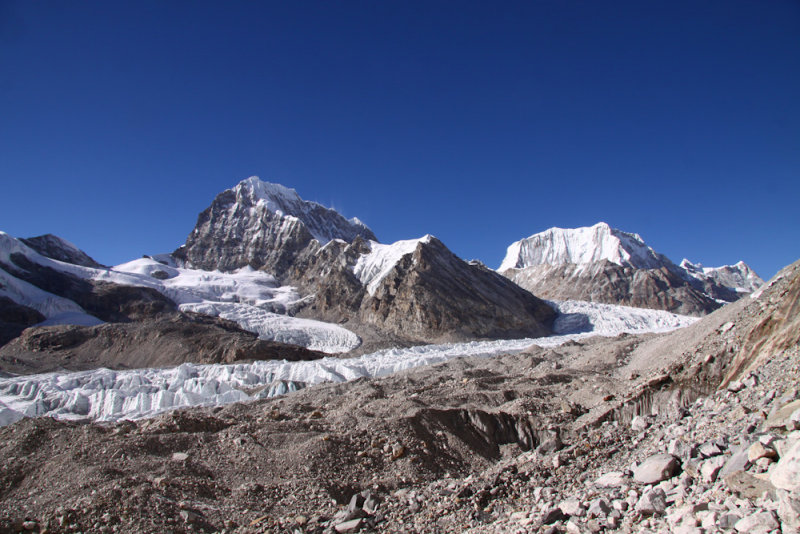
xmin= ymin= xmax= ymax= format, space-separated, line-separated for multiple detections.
xmin=499 ymin=222 xmax=668 ymax=271
xmin=173 ymin=176 xmax=377 ymax=275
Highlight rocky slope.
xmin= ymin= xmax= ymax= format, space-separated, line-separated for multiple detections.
xmin=500 ymin=222 xmax=762 ymax=316
xmin=0 ymin=256 xmax=796 ymax=533
xmin=0 ymin=312 xmax=325 ymax=375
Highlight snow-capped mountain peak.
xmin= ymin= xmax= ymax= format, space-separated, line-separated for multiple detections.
xmin=499 ymin=222 xmax=667 ymax=271
xmin=680 ymin=258 xmax=764 ymax=294
xmin=233 ymin=176 xmax=375 ymax=245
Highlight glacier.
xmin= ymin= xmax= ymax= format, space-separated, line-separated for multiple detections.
xmin=0 ymin=300 xmax=697 ymax=426
xmin=0 ymin=232 xmax=361 ymax=353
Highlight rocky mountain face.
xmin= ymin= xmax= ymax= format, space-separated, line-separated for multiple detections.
xmin=500 ymin=222 xmax=762 ymax=316
xmin=172 ymin=177 xmax=377 ymax=276
xmin=174 ymin=177 xmax=556 ymax=343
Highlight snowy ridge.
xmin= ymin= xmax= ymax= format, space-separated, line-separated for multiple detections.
xmin=353 ymin=236 xmax=433 ymax=295
xmin=0 ymin=233 xmax=360 ymax=353
xmin=499 ymin=222 xmax=667 ymax=271
xmin=0 ymin=300 xmax=697 ymax=426
xmin=680 ymin=258 xmax=764 ymax=294
xmin=234 ymin=176 xmax=375 ymax=245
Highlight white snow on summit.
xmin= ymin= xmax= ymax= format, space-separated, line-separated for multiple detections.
xmin=0 ymin=299 xmax=697 ymax=426
xmin=234 ymin=176 xmax=375 ymax=245
xmin=499 ymin=222 xmax=667 ymax=271
xmin=353 ymin=236 xmax=433 ymax=295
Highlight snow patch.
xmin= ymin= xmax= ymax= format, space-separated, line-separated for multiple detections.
xmin=353 ymin=236 xmax=433 ymax=295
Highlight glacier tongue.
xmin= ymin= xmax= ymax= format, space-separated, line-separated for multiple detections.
xmin=0 ymin=300 xmax=697 ymax=426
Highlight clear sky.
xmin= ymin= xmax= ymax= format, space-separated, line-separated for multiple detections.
xmin=1 ymin=1 xmax=798 ymax=279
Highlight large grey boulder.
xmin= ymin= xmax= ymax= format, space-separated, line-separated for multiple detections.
xmin=633 ymin=454 xmax=680 ymax=485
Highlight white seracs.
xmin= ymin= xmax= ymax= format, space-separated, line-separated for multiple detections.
xmin=499 ymin=222 xmax=667 ymax=271
xmin=234 ymin=176 xmax=374 ymax=244
xmin=353 ymin=235 xmax=433 ymax=296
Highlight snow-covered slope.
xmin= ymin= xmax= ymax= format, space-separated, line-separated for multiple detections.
xmin=0 ymin=300 xmax=697 ymax=425
xmin=353 ymin=236 xmax=433 ymax=295
xmin=499 ymin=222 xmax=669 ymax=271
xmin=680 ymin=259 xmax=764 ymax=294
xmin=0 ymin=233 xmax=360 ymax=353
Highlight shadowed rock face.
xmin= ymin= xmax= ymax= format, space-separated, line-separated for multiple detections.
xmin=503 ymin=261 xmax=723 ymax=317
xmin=20 ymin=234 xmax=104 ymax=268
xmin=0 ymin=296 xmax=45 ymax=347
xmin=0 ymin=312 xmax=325 ymax=375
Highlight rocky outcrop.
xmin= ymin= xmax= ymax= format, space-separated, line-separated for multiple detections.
xmin=0 ymin=312 xmax=324 ymax=375
xmin=19 ymin=234 xmax=104 ymax=268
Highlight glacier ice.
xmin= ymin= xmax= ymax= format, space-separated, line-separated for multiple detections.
xmin=0 ymin=300 xmax=697 ymax=426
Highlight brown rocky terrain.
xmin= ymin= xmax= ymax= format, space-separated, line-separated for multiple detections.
xmin=0 ymin=259 xmax=797 ymax=533
xmin=0 ymin=312 xmax=325 ymax=375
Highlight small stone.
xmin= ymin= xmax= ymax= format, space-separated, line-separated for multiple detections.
xmin=595 ymin=471 xmax=626 ymax=488
xmin=558 ymin=497 xmax=585 ymax=517
xmin=587 ymin=498 xmax=610 ymax=518
xmin=21 ymin=522 xmax=37 ymax=531
xmin=171 ymin=452 xmax=189 ymax=462
xmin=633 ymin=454 xmax=680 ymax=485
xmin=635 ymin=487 xmax=667 ymax=515
xmin=631 ymin=416 xmax=649 ymax=433
xmin=540 ymin=507 xmax=566 ymax=525
xmin=335 ymin=518 xmax=363 ymax=533
xmin=748 ymin=442 xmax=777 ymax=462
xmin=391 ymin=444 xmax=406 ymax=460
xmin=727 ymin=381 xmax=745 ymax=393
xmin=699 ymin=441 xmax=724 ymax=458
xmin=700 ymin=456 xmax=727 ymax=483
xmin=770 ymin=439 xmax=800 ymax=491
xmin=734 ymin=511 xmax=779 ymax=533
xmin=720 ymin=445 xmax=751 ymax=478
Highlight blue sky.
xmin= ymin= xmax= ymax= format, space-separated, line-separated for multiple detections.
xmin=1 ymin=1 xmax=797 ymax=278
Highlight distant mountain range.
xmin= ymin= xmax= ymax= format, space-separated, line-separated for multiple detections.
xmin=499 ymin=222 xmax=763 ymax=316
xmin=0 ymin=177 xmax=763 ymax=367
